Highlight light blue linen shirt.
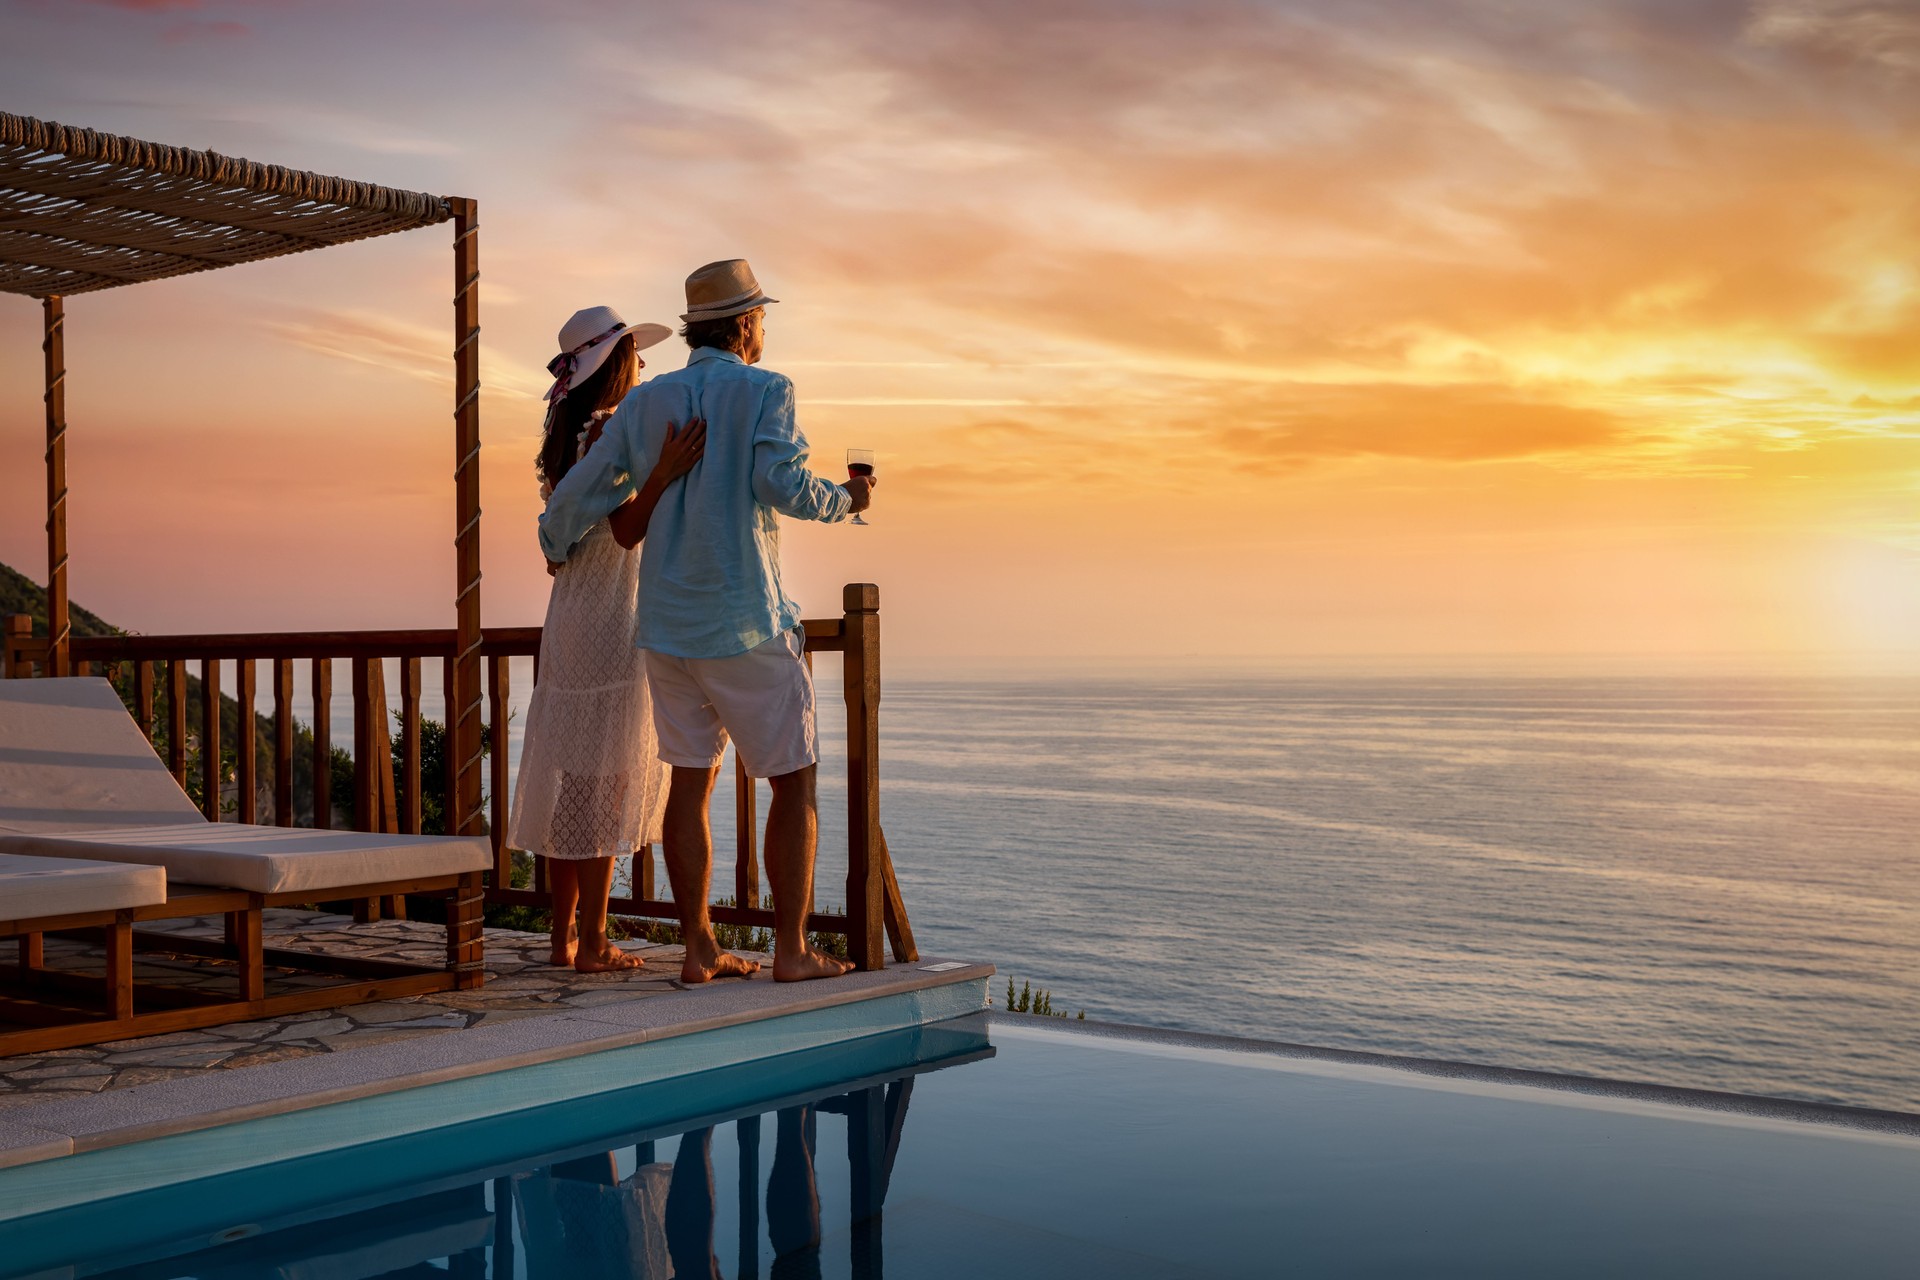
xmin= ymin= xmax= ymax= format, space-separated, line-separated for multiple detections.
xmin=537 ymin=347 xmax=852 ymax=659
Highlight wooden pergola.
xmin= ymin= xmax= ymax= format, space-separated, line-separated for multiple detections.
xmin=0 ymin=110 xmax=486 ymax=839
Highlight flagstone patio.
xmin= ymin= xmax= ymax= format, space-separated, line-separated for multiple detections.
xmin=0 ymin=909 xmax=721 ymax=1107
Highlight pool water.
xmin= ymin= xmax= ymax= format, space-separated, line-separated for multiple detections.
xmin=10 ymin=1013 xmax=1920 ymax=1278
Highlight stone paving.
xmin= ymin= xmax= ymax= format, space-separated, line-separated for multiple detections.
xmin=0 ymin=909 xmax=748 ymax=1108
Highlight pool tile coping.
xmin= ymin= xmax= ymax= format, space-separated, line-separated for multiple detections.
xmin=0 ymin=958 xmax=992 ymax=1168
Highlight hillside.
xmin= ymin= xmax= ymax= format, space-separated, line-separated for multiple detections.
xmin=0 ymin=559 xmax=117 ymax=638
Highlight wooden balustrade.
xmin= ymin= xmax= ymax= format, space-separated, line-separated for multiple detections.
xmin=0 ymin=585 xmax=915 ymax=968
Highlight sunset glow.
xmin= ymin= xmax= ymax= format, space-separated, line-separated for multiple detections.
xmin=1 ymin=0 xmax=1915 ymax=661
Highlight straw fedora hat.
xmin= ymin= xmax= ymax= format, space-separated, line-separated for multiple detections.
xmin=544 ymin=306 xmax=671 ymax=403
xmin=680 ymin=259 xmax=779 ymax=323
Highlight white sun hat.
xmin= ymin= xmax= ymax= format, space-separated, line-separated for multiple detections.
xmin=543 ymin=306 xmax=671 ymax=403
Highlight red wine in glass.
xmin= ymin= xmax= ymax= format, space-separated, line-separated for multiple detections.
xmin=846 ymin=448 xmax=876 ymax=525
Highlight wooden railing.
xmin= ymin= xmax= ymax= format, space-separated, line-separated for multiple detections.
xmin=0 ymin=584 xmax=914 ymax=969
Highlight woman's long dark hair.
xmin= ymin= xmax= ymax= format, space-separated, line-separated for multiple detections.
xmin=537 ymin=333 xmax=640 ymax=488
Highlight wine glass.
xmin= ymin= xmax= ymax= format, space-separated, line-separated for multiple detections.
xmin=846 ymin=448 xmax=876 ymax=526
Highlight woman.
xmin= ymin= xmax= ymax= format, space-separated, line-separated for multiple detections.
xmin=509 ymin=305 xmax=705 ymax=972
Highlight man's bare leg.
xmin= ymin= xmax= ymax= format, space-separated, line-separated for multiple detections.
xmin=766 ymin=765 xmax=853 ymax=982
xmin=545 ymin=858 xmax=580 ymax=967
xmin=663 ymin=763 xmax=761 ymax=984
xmin=574 ymin=855 xmax=643 ymax=973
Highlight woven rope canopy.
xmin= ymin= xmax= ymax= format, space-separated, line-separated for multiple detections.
xmin=0 ymin=111 xmax=452 ymax=297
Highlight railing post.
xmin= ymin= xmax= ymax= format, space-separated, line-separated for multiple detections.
xmin=133 ymin=659 xmax=153 ymax=741
xmin=43 ymin=296 xmax=69 ymax=678
xmin=734 ymin=753 xmax=759 ymax=911
xmin=273 ymin=660 xmax=294 ymax=826
xmin=199 ymin=658 xmax=222 ymax=820
xmin=2 ymin=615 xmax=29 ymax=678
xmin=449 ymin=197 xmax=485 ymax=840
xmin=400 ymin=657 xmax=423 ymax=835
xmin=235 ymin=658 xmax=256 ymax=824
xmin=166 ymin=659 xmax=187 ymax=786
xmin=311 ymin=658 xmax=333 ymax=829
xmin=841 ymin=583 xmax=885 ymax=971
xmin=487 ymin=654 xmax=509 ymax=884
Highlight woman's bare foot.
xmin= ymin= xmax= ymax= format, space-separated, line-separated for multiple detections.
xmin=575 ymin=944 xmax=645 ymax=974
xmin=773 ymin=945 xmax=854 ymax=983
xmin=680 ymin=942 xmax=761 ymax=984
xmin=549 ymin=923 xmax=578 ymax=968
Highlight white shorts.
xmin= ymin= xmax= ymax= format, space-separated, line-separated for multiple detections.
xmin=644 ymin=628 xmax=818 ymax=779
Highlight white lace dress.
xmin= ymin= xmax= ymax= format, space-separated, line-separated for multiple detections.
xmin=507 ymin=416 xmax=668 ymax=860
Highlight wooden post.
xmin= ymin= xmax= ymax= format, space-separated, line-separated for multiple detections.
xmin=133 ymin=660 xmax=154 ymax=741
xmin=370 ymin=659 xmax=404 ymax=918
xmin=273 ymin=659 xmax=294 ymax=826
xmin=734 ymin=753 xmax=759 ymax=910
xmin=351 ymin=657 xmax=381 ymax=922
xmin=400 ymin=657 xmax=423 ymax=834
xmin=449 ymin=198 xmax=485 ymax=840
xmin=43 ymin=297 xmax=69 ymax=678
xmin=235 ymin=659 xmax=256 ymax=824
xmin=312 ymin=658 xmax=332 ymax=830
xmin=3 ymin=615 xmax=31 ymax=678
xmin=447 ymin=870 xmax=485 ymax=989
xmin=199 ymin=658 xmax=222 ymax=820
xmin=105 ymin=913 xmax=133 ymax=1022
xmin=352 ymin=657 xmax=376 ymax=833
xmin=842 ymin=583 xmax=885 ymax=971
xmin=487 ymin=655 xmax=509 ymax=883
xmin=166 ymin=659 xmax=187 ymax=785
xmin=232 ymin=903 xmax=264 ymax=1002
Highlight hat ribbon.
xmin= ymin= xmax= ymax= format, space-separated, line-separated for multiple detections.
xmin=544 ymin=323 xmax=631 ymax=402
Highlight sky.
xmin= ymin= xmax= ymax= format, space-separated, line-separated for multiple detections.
xmin=0 ymin=0 xmax=1916 ymax=665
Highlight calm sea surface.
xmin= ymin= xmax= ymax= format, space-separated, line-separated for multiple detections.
xmin=477 ymin=665 xmax=1920 ymax=1113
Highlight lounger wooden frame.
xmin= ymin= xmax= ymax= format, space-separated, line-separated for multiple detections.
xmin=0 ymin=870 xmax=484 ymax=1055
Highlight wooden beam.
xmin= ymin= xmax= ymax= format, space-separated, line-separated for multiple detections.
xmin=43 ymin=296 xmax=69 ymax=677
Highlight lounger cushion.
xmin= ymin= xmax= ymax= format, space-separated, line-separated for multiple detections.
xmin=0 ymin=825 xmax=490 ymax=897
xmin=0 ymin=851 xmax=167 ymax=922
xmin=0 ymin=677 xmax=205 ymax=833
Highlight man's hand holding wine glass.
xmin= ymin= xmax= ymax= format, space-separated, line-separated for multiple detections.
xmin=845 ymin=447 xmax=877 ymax=525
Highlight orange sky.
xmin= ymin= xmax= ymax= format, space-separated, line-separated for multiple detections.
xmin=1 ymin=0 xmax=1916 ymax=663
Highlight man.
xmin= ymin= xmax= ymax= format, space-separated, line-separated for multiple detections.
xmin=539 ymin=259 xmax=873 ymax=983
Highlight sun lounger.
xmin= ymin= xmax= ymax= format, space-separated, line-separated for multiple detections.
xmin=1 ymin=852 xmax=167 ymax=1026
xmin=0 ymin=677 xmax=488 ymax=1053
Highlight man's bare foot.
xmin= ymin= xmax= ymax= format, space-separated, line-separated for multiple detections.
xmin=549 ymin=924 xmax=578 ymax=968
xmin=680 ymin=945 xmax=761 ymax=984
xmin=773 ymin=945 xmax=854 ymax=983
xmin=575 ymin=944 xmax=645 ymax=974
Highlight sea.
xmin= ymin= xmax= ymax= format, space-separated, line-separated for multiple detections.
xmin=479 ymin=661 xmax=1920 ymax=1113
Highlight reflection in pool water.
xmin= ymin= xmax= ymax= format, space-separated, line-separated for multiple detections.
xmin=21 ymin=1012 xmax=1920 ymax=1278
xmin=56 ymin=1021 xmax=982 ymax=1280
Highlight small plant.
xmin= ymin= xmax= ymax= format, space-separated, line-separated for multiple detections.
xmin=1001 ymin=976 xmax=1080 ymax=1020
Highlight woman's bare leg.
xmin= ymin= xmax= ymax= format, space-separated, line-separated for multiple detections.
xmin=546 ymin=858 xmax=581 ymax=967
xmin=574 ymin=856 xmax=643 ymax=972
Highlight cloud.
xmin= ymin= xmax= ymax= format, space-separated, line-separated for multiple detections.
xmin=269 ymin=309 xmax=547 ymax=399
xmin=1747 ymin=1 xmax=1920 ymax=75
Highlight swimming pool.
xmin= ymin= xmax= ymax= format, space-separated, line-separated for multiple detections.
xmin=8 ymin=1012 xmax=1920 ymax=1277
